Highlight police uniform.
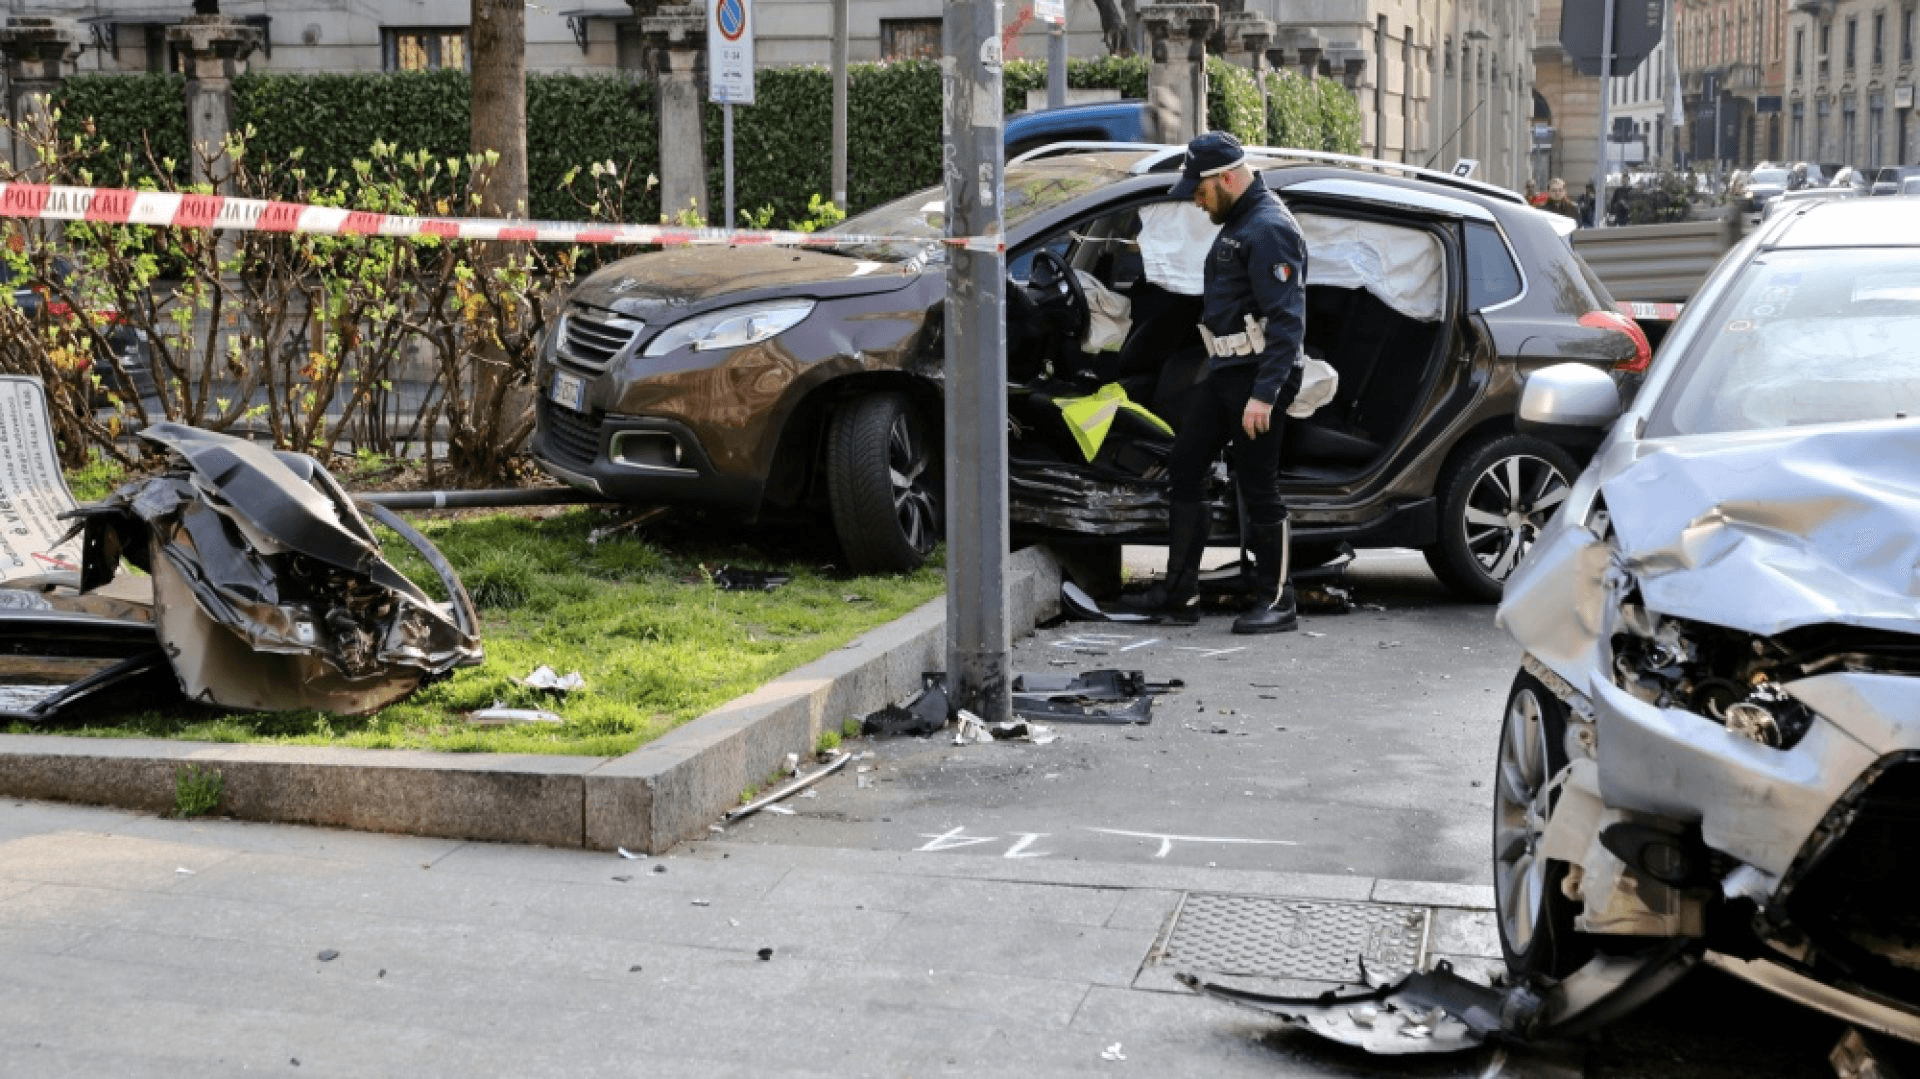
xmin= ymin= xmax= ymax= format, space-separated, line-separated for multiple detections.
xmin=1121 ymin=132 xmax=1305 ymax=634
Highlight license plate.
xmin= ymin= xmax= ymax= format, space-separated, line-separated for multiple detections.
xmin=549 ymin=370 xmax=586 ymax=411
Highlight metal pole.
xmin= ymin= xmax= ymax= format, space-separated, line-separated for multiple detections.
xmin=724 ymin=101 xmax=735 ymax=228
xmin=1593 ymin=0 xmax=1615 ymax=228
xmin=1048 ymin=18 xmax=1067 ymax=108
xmin=831 ymin=0 xmax=849 ymax=210
xmin=942 ymin=0 xmax=1012 ymax=725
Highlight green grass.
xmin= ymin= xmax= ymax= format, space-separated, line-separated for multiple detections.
xmin=14 ymin=507 xmax=944 ymax=757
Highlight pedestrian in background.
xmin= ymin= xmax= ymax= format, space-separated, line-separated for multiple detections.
xmin=1120 ymin=131 xmax=1306 ymax=634
xmin=1542 ymin=178 xmax=1579 ymax=220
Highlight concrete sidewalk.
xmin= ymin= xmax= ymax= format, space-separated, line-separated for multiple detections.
xmin=0 ymin=798 xmax=1528 ymax=1078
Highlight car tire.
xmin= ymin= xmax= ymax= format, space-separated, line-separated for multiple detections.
xmin=827 ymin=392 xmax=941 ymax=574
xmin=1425 ymin=433 xmax=1578 ymax=602
xmin=1494 ymin=670 xmax=1593 ymax=980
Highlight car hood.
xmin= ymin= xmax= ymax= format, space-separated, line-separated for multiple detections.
xmin=568 ymin=246 xmax=920 ymax=318
xmin=1597 ymin=420 xmax=1920 ymax=638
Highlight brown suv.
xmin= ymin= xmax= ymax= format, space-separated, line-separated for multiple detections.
xmin=533 ymin=147 xmax=1643 ymax=600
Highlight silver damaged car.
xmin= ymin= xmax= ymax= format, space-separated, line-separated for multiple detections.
xmin=1494 ymin=197 xmax=1920 ymax=1044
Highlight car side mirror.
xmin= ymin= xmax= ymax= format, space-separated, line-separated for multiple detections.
xmin=1517 ymin=363 xmax=1623 ymax=449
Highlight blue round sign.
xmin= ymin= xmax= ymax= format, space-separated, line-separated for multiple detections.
xmin=717 ymin=0 xmax=746 ymax=40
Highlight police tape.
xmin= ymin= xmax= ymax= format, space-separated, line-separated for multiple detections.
xmin=0 ymin=182 xmax=1005 ymax=252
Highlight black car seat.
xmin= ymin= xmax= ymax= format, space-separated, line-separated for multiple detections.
xmin=1285 ymin=288 xmax=1394 ymax=465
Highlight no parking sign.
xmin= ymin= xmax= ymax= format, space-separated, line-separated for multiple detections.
xmin=709 ymin=0 xmax=755 ymax=105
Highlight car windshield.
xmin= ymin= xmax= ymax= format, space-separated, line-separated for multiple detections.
xmin=820 ymin=159 xmax=1134 ymax=262
xmin=1750 ymin=169 xmax=1788 ymax=185
xmin=1652 ymin=248 xmax=1920 ymax=437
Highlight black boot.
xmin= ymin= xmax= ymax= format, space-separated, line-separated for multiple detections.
xmin=1233 ymin=517 xmax=1298 ymax=634
xmin=1118 ymin=501 xmax=1207 ymax=624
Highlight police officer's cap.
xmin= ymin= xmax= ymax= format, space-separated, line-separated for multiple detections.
xmin=1168 ymin=131 xmax=1246 ymax=199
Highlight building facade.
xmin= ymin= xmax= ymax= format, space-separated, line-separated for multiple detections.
xmin=1784 ymin=0 xmax=1915 ymax=168
xmin=1675 ymin=0 xmax=1789 ymax=170
xmin=6 ymin=0 xmax=1540 ymax=188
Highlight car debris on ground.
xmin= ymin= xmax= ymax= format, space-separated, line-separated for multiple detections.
xmin=705 ymin=564 xmax=791 ymax=592
xmin=514 ymin=665 xmax=586 ymax=693
xmin=0 ymin=376 xmax=481 ymax=721
xmin=465 ymin=704 xmax=564 ymax=726
xmin=859 ymin=669 xmax=1178 ymax=737
xmin=723 ymin=751 xmax=852 ymax=822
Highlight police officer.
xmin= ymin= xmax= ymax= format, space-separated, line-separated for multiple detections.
xmin=1120 ymin=131 xmax=1305 ymax=634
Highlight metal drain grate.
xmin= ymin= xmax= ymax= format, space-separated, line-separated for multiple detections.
xmin=1157 ymin=894 xmax=1431 ymax=984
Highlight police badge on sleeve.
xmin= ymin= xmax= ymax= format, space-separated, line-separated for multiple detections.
xmin=1273 ymin=262 xmax=1294 ymax=283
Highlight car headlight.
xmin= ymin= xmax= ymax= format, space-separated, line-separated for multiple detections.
xmin=1610 ymin=605 xmax=1826 ymax=749
xmin=641 ymin=299 xmax=815 ymax=357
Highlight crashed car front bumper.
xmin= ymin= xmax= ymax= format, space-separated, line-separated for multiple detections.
xmin=1587 ymin=675 xmax=1881 ymax=880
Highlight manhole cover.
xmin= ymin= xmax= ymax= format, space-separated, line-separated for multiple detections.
xmin=1157 ymin=894 xmax=1430 ymax=984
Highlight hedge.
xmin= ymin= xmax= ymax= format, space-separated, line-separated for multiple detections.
xmin=1267 ymin=70 xmax=1364 ymax=154
xmin=50 ymin=60 xmax=1360 ymax=229
xmin=50 ymin=73 xmax=190 ymax=187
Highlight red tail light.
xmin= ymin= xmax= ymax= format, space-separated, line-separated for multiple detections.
xmin=1580 ymin=309 xmax=1652 ymax=374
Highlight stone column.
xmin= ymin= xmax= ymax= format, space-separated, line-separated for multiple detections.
xmin=640 ymin=5 xmax=708 ymax=224
xmin=167 ymin=16 xmax=263 ymax=190
xmin=0 ymin=17 xmax=80 ymax=177
xmin=1222 ymin=13 xmax=1272 ymax=142
xmin=1140 ymin=4 xmax=1218 ymax=143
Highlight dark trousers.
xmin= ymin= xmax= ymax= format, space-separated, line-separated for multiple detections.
xmin=1167 ymin=364 xmax=1287 ymax=525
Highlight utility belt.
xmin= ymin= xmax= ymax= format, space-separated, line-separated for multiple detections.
xmin=1197 ymin=314 xmax=1269 ymax=358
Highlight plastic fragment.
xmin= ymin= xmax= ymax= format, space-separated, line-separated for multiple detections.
xmin=691 ymin=899 xmax=711 ymax=907
xmin=1100 ymin=1043 xmax=1126 ymax=1062
xmin=757 ymin=948 xmax=774 ymax=961
xmin=514 ymin=665 xmax=586 ymax=693
xmin=317 ymin=949 xmax=339 ymax=962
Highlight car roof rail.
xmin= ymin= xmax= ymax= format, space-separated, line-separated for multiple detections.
xmin=1238 ymin=145 xmax=1530 ymax=204
xmin=1008 ymin=141 xmax=1176 ymax=166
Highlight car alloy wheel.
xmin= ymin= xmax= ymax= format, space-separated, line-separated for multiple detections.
xmin=827 ymin=392 xmax=941 ymax=573
xmin=885 ymin=408 xmax=937 ymax=552
xmin=1426 ymin=433 xmax=1578 ymax=602
xmin=1466 ymin=453 xmax=1569 ymax=580
xmin=1492 ymin=671 xmax=1589 ymax=978
xmin=1495 ymin=680 xmax=1554 ymax=958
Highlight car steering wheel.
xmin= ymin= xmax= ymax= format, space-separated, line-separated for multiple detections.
xmin=1023 ymin=248 xmax=1090 ymax=345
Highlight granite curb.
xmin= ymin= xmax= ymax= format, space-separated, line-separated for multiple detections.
xmin=0 ymin=546 xmax=1063 ymax=855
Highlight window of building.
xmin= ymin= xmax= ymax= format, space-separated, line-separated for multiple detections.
xmin=382 ymin=27 xmax=466 ymax=71
xmin=1795 ymin=27 xmax=1805 ymax=77
xmin=1906 ymin=7 xmax=1915 ymax=62
xmin=1875 ymin=10 xmax=1886 ymax=65
xmin=1847 ymin=16 xmax=1858 ymax=69
xmin=1791 ymin=100 xmax=1804 ymax=157
xmin=880 ymin=18 xmax=942 ymax=59
xmin=1870 ymin=92 xmax=1885 ymax=166
xmin=1843 ymin=96 xmax=1857 ymax=161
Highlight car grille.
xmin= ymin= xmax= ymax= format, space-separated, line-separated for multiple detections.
xmin=557 ymin=308 xmax=643 ymax=371
xmin=1786 ymin=754 xmax=1920 ymax=996
xmin=537 ymin=398 xmax=604 ymax=470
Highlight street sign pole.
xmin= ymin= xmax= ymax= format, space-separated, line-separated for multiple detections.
xmin=1593 ymin=0 xmax=1615 ymax=228
xmin=1041 ymin=0 xmax=1067 ymax=108
xmin=708 ymin=0 xmax=754 ymax=228
xmin=831 ymin=0 xmax=848 ymax=210
xmin=943 ymin=0 xmax=1012 ymax=725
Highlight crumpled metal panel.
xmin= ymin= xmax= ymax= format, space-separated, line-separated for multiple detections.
xmin=1592 ymin=677 xmax=1879 ymax=876
xmin=1600 ymin=422 xmax=1920 ymax=637
xmin=83 ymin=424 xmax=482 ymax=716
